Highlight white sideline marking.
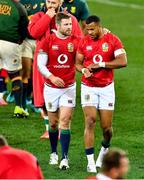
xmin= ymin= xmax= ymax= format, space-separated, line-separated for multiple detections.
xmin=87 ymin=0 xmax=144 ymax=10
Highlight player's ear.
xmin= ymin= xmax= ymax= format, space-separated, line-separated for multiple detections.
xmin=56 ymin=23 xmax=60 ymax=31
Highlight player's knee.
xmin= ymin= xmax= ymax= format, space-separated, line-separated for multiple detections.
xmin=103 ymin=127 xmax=113 ymax=138
xmin=85 ymin=116 xmax=96 ymax=129
xmin=8 ymin=71 xmax=22 ymax=91
xmin=60 ymin=116 xmax=71 ymax=129
xmin=50 ymin=123 xmax=58 ymax=130
xmin=12 ymin=79 xmax=22 ymax=91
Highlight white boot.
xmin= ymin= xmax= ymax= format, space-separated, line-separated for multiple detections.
xmin=96 ymin=147 xmax=109 ymax=168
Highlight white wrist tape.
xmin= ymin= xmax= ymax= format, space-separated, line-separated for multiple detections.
xmin=99 ymin=62 xmax=106 ymax=68
xmin=81 ymin=68 xmax=87 ymax=74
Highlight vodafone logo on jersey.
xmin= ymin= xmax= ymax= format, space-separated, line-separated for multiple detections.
xmin=57 ymin=54 xmax=68 ymax=64
xmin=93 ymin=54 xmax=103 ymax=64
xmin=54 ymin=54 xmax=70 ymax=68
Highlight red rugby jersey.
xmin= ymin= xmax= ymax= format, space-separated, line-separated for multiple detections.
xmin=78 ymin=33 xmax=125 ymax=87
xmin=0 ymin=146 xmax=43 ymax=179
xmin=39 ymin=33 xmax=80 ymax=88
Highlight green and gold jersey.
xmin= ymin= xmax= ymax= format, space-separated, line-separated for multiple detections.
xmin=62 ymin=0 xmax=90 ymax=22
xmin=0 ymin=0 xmax=28 ymax=43
xmin=20 ymin=0 xmax=45 ymax=20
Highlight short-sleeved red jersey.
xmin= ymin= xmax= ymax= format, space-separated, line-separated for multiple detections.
xmin=78 ymin=33 xmax=125 ymax=87
xmin=28 ymin=11 xmax=83 ymax=107
xmin=39 ymin=33 xmax=80 ymax=88
xmin=0 ymin=145 xmax=43 ymax=179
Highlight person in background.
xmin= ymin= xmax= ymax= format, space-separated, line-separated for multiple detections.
xmin=0 ymin=135 xmax=43 ymax=179
xmin=0 ymin=0 xmax=29 ymax=117
xmin=20 ymin=0 xmax=45 ymax=114
xmin=62 ymin=0 xmax=90 ymax=33
xmin=86 ymin=148 xmax=129 ymax=180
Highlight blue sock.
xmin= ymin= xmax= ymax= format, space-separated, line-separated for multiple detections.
xmin=60 ymin=129 xmax=70 ymax=159
xmin=49 ymin=128 xmax=58 ymax=153
xmin=85 ymin=147 xmax=94 ymax=155
xmin=101 ymin=140 xmax=110 ymax=148
xmin=12 ymin=80 xmax=22 ymax=107
xmin=22 ymin=83 xmax=28 ymax=109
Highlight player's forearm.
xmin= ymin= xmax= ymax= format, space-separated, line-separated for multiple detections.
xmin=76 ymin=64 xmax=86 ymax=73
xmin=37 ymin=53 xmax=52 ymax=78
xmin=105 ymin=55 xmax=127 ymax=69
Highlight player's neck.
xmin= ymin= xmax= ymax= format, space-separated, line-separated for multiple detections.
xmin=55 ymin=31 xmax=69 ymax=39
xmin=99 ymin=28 xmax=104 ymax=39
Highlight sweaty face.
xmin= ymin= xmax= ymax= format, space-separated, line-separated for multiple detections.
xmin=59 ymin=18 xmax=72 ymax=36
xmin=46 ymin=0 xmax=61 ymax=12
xmin=86 ymin=22 xmax=101 ymax=40
xmin=116 ymin=157 xmax=129 ymax=179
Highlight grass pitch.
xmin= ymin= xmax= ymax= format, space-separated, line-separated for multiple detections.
xmin=1 ymin=0 xmax=144 ymax=179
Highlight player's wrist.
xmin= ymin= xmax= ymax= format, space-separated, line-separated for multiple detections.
xmin=99 ymin=62 xmax=106 ymax=68
xmin=46 ymin=71 xmax=52 ymax=79
xmin=81 ymin=68 xmax=87 ymax=74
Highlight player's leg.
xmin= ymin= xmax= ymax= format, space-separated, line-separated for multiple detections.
xmin=1 ymin=40 xmax=28 ymax=117
xmin=21 ymin=39 xmax=34 ymax=111
xmin=81 ymin=84 xmax=98 ymax=173
xmin=95 ymin=110 xmax=113 ymax=168
xmin=47 ymin=111 xmax=59 ymax=165
xmin=58 ymin=84 xmax=76 ymax=170
xmin=22 ymin=56 xmax=32 ymax=110
xmin=83 ymin=106 xmax=97 ymax=173
xmin=44 ymin=85 xmax=60 ymax=164
xmin=59 ymin=107 xmax=73 ymax=170
xmin=40 ymin=105 xmax=49 ymax=139
xmin=96 ymin=83 xmax=115 ymax=168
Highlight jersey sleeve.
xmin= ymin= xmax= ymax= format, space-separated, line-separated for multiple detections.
xmin=16 ymin=2 xmax=29 ymax=42
xmin=38 ymin=35 xmax=51 ymax=54
xmin=28 ymin=12 xmax=52 ymax=39
xmin=71 ymin=15 xmax=83 ymax=38
xmin=79 ymin=0 xmax=90 ymax=21
xmin=77 ymin=38 xmax=85 ymax=54
xmin=113 ymin=35 xmax=126 ymax=57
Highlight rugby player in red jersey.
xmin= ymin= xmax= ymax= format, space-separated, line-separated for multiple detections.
xmin=28 ymin=0 xmax=83 ymax=108
xmin=37 ymin=12 xmax=80 ymax=170
xmin=0 ymin=135 xmax=43 ymax=179
xmin=28 ymin=0 xmax=83 ymax=139
xmin=76 ymin=15 xmax=127 ymax=173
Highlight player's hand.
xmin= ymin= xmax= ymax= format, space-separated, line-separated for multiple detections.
xmin=83 ymin=68 xmax=93 ymax=78
xmin=46 ymin=8 xmax=56 ymax=18
xmin=63 ymin=7 xmax=68 ymax=13
xmin=87 ymin=64 xmax=100 ymax=72
xmin=49 ymin=75 xmax=65 ymax=87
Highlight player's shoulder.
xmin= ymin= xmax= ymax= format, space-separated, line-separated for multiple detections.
xmin=15 ymin=147 xmax=37 ymax=161
xmin=70 ymin=34 xmax=81 ymax=41
xmin=77 ymin=0 xmax=87 ymax=5
xmin=81 ymin=35 xmax=91 ymax=42
xmin=104 ymin=32 xmax=121 ymax=42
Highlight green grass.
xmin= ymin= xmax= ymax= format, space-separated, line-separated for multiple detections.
xmin=1 ymin=0 xmax=144 ymax=179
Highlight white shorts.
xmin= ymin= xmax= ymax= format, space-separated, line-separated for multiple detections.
xmin=44 ymin=83 xmax=76 ymax=112
xmin=21 ymin=38 xmax=36 ymax=59
xmin=0 ymin=40 xmax=22 ymax=71
xmin=81 ymin=82 xmax=115 ymax=110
